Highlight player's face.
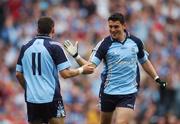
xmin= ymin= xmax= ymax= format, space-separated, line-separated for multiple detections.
xmin=108 ymin=20 xmax=126 ymax=40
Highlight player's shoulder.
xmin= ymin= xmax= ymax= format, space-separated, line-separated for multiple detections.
xmin=49 ymin=41 xmax=62 ymax=47
xmin=129 ymin=34 xmax=143 ymax=44
xmin=128 ymin=34 xmax=145 ymax=50
xmin=97 ymin=36 xmax=111 ymax=45
xmin=93 ymin=36 xmax=112 ymax=51
xmin=20 ymin=38 xmax=36 ymax=51
xmin=102 ymin=36 xmax=112 ymax=43
xmin=49 ymin=41 xmax=65 ymax=52
xmin=94 ymin=38 xmax=105 ymax=50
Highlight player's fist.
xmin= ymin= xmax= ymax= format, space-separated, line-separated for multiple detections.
xmin=155 ymin=78 xmax=167 ymax=89
xmin=63 ymin=40 xmax=78 ymax=57
xmin=82 ymin=64 xmax=94 ymax=74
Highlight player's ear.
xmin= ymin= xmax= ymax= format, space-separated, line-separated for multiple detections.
xmin=51 ymin=26 xmax=55 ymax=34
xmin=52 ymin=26 xmax=55 ymax=33
xmin=123 ymin=23 xmax=126 ymax=30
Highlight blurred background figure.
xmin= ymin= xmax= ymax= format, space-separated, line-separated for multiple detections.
xmin=0 ymin=0 xmax=179 ymax=124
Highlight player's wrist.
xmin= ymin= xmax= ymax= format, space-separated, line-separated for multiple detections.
xmin=75 ymin=55 xmax=81 ymax=60
xmin=154 ymin=76 xmax=159 ymax=81
xmin=72 ymin=52 xmax=78 ymax=58
xmin=77 ymin=67 xmax=83 ymax=74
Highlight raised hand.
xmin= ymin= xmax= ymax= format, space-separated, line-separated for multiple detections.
xmin=63 ymin=40 xmax=78 ymax=57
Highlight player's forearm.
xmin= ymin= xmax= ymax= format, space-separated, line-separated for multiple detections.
xmin=142 ymin=60 xmax=167 ymax=88
xmin=60 ymin=67 xmax=84 ymax=79
xmin=60 ymin=64 xmax=94 ymax=78
xmin=74 ymin=55 xmax=89 ymax=66
xmin=141 ymin=60 xmax=158 ymax=80
xmin=16 ymin=72 xmax=25 ymax=89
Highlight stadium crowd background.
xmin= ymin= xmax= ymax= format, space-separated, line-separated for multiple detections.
xmin=0 ymin=0 xmax=179 ymax=124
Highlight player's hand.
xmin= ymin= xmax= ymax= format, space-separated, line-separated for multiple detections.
xmin=63 ymin=40 xmax=78 ymax=57
xmin=155 ymin=78 xmax=167 ymax=89
xmin=82 ymin=64 xmax=94 ymax=74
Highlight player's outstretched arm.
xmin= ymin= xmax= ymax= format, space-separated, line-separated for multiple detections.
xmin=59 ymin=64 xmax=94 ymax=79
xmin=63 ymin=40 xmax=95 ymax=67
xmin=141 ymin=60 xmax=167 ymax=89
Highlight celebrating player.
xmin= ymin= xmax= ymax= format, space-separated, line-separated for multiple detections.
xmin=63 ymin=12 xmax=166 ymax=124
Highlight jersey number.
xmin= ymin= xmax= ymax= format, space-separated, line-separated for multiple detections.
xmin=32 ymin=52 xmax=41 ymax=75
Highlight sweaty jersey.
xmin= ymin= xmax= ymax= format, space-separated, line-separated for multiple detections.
xmin=16 ymin=35 xmax=71 ymax=103
xmin=90 ymin=32 xmax=148 ymax=95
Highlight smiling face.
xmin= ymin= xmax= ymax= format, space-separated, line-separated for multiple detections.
xmin=108 ymin=20 xmax=126 ymax=40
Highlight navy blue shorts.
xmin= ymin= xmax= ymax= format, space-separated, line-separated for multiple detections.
xmin=27 ymin=99 xmax=66 ymax=123
xmin=100 ymin=93 xmax=137 ymax=112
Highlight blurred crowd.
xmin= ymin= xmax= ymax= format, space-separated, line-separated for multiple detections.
xmin=0 ymin=0 xmax=179 ymax=124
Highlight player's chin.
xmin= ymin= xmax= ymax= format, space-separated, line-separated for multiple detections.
xmin=111 ymin=34 xmax=118 ymax=39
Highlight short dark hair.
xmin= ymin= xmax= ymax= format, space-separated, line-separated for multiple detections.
xmin=108 ymin=13 xmax=125 ymax=24
xmin=38 ymin=16 xmax=54 ymax=34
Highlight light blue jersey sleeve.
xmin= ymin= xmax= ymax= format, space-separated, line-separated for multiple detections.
xmin=16 ymin=45 xmax=25 ymax=73
xmin=131 ymin=35 xmax=149 ymax=64
xmin=138 ymin=50 xmax=149 ymax=64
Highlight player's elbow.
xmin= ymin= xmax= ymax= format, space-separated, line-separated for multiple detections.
xmin=61 ymin=73 xmax=71 ymax=79
xmin=60 ymin=70 xmax=72 ymax=79
xmin=16 ymin=71 xmax=22 ymax=79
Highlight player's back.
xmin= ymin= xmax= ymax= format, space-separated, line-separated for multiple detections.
xmin=20 ymin=35 xmax=64 ymax=103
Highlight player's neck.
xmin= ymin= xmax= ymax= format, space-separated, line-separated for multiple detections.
xmin=38 ymin=34 xmax=50 ymax=37
xmin=49 ymin=33 xmax=53 ymax=38
xmin=118 ymin=32 xmax=126 ymax=42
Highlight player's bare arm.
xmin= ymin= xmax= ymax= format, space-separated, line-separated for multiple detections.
xmin=16 ymin=71 xmax=25 ymax=89
xmin=60 ymin=64 xmax=94 ymax=79
xmin=141 ymin=60 xmax=158 ymax=79
xmin=141 ymin=60 xmax=167 ymax=88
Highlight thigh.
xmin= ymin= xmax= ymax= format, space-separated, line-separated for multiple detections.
xmin=100 ymin=111 xmax=113 ymax=124
xmin=115 ymin=107 xmax=135 ymax=124
xmin=100 ymin=93 xmax=116 ymax=112
xmin=49 ymin=117 xmax=65 ymax=124
xmin=114 ymin=93 xmax=137 ymax=124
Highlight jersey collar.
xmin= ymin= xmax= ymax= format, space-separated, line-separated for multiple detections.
xmin=110 ymin=30 xmax=130 ymax=45
xmin=36 ymin=34 xmax=52 ymax=39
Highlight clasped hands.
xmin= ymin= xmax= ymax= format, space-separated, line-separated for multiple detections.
xmin=63 ymin=40 xmax=94 ymax=74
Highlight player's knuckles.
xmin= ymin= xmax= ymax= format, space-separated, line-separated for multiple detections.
xmin=84 ymin=67 xmax=94 ymax=73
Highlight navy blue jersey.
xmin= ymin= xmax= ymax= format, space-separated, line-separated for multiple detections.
xmin=16 ymin=35 xmax=71 ymax=103
xmin=90 ymin=32 xmax=148 ymax=95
